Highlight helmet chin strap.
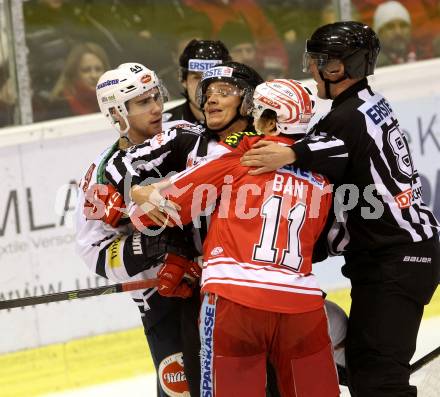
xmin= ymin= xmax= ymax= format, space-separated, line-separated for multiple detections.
xmin=114 ymin=113 xmax=136 ymax=148
xmin=319 ymin=70 xmax=348 ymax=99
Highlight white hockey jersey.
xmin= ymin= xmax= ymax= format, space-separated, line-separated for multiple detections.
xmin=75 ymin=120 xmax=195 ymax=316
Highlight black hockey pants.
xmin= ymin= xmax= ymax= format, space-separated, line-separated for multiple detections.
xmin=142 ymin=292 xmax=201 ymax=397
xmin=342 ymin=235 xmax=440 ymax=397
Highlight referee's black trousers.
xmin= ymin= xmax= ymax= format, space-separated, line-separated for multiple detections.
xmin=180 ymin=286 xmax=202 ymax=397
xmin=342 ymin=235 xmax=440 ymax=397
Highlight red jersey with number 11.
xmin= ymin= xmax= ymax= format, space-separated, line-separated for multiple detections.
xmin=165 ymin=132 xmax=332 ymax=314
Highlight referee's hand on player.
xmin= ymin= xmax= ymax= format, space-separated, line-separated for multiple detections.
xmin=241 ymin=140 xmax=296 ymax=175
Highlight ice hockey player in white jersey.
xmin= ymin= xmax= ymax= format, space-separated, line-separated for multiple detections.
xmin=75 ymin=62 xmax=198 ymax=397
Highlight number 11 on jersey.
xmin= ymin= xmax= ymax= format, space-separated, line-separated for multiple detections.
xmin=253 ymin=195 xmax=306 ymax=272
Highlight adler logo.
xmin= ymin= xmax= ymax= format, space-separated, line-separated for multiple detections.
xmin=259 ymin=95 xmax=281 ymax=109
xmin=141 ymin=74 xmax=152 ymax=84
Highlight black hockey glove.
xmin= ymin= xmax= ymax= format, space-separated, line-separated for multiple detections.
xmin=123 ymin=227 xmax=199 ymax=277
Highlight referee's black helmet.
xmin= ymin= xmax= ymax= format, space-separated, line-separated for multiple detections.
xmin=303 ymin=21 xmax=381 ymax=79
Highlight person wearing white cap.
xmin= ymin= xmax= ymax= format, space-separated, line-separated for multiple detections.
xmin=373 ymin=0 xmax=417 ymax=66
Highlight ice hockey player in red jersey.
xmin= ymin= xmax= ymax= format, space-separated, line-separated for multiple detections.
xmin=131 ymin=79 xmax=340 ymax=397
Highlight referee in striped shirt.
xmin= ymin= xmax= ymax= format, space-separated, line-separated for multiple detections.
xmin=241 ymin=22 xmax=440 ymax=397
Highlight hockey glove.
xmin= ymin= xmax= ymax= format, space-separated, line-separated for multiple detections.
xmin=84 ymin=184 xmax=125 ymax=227
xmin=157 ymin=253 xmax=201 ymax=298
xmin=123 ymin=228 xmax=199 ymax=277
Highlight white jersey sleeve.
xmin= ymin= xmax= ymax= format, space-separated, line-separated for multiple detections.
xmin=75 ymin=143 xmax=160 ymax=283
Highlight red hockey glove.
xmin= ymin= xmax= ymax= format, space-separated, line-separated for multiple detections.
xmin=184 ymin=257 xmax=202 ymax=280
xmin=163 ymin=280 xmax=194 ymax=299
xmin=84 ymin=184 xmax=125 ymax=227
xmin=157 ymin=253 xmax=201 ymax=298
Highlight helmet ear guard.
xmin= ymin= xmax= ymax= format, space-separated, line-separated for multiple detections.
xmin=156 ymin=79 xmax=169 ymax=103
xmin=239 ymin=87 xmax=254 ymax=117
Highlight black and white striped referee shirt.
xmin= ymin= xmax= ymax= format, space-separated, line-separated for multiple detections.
xmin=292 ymin=79 xmax=439 ymax=255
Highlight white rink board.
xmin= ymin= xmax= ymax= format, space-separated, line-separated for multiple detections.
xmin=0 ymin=119 xmax=142 ymax=353
xmin=0 ymin=61 xmax=439 ymax=354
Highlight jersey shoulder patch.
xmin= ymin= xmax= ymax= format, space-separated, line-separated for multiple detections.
xmin=223 ymin=131 xmax=262 ymax=148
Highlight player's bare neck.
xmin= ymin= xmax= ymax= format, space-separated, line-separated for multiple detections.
xmin=217 ymin=118 xmax=249 ymax=141
xmin=128 ymin=129 xmax=153 ymax=145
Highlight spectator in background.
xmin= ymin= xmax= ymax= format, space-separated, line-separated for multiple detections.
xmin=49 ymin=42 xmax=110 ymax=118
xmin=158 ymin=27 xmax=207 ymax=100
xmin=24 ymin=0 xmax=81 ymax=99
xmin=433 ymin=34 xmax=440 ymax=57
xmin=373 ymin=1 xmax=417 ymax=66
xmin=262 ymin=0 xmax=329 ymax=78
xmin=218 ymin=20 xmax=258 ymax=69
xmin=0 ymin=18 xmax=15 ymax=128
xmin=353 ymin=0 xmax=440 ymax=60
xmin=183 ymin=0 xmax=288 ymax=80
xmin=218 ymin=19 xmax=287 ymax=80
xmin=80 ymin=1 xmax=212 ymax=100
xmin=77 ymin=0 xmax=162 ymax=68
xmin=0 ymin=61 xmax=15 ymax=127
xmin=320 ymin=1 xmax=359 ymax=25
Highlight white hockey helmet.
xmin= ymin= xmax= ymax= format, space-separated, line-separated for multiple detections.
xmin=96 ymin=62 xmax=168 ymax=133
xmin=252 ymin=79 xmax=315 ymax=135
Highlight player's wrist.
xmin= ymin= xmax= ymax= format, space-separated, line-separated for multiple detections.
xmin=130 ymin=185 xmax=142 ymax=203
xmin=284 ymin=146 xmax=296 ymax=164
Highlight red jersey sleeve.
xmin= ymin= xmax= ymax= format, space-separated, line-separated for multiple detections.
xmin=164 ymin=141 xmax=249 ymax=225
